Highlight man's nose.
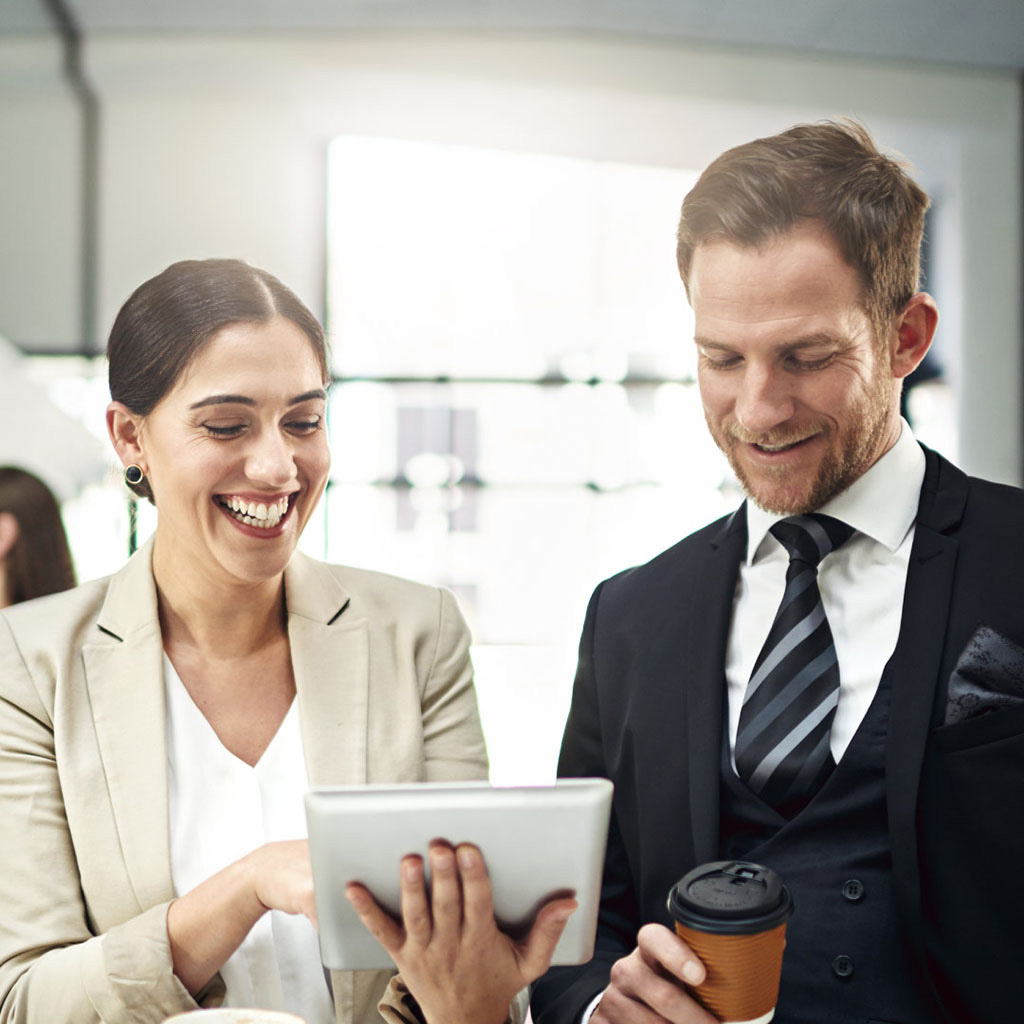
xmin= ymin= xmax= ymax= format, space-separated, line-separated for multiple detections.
xmin=734 ymin=365 xmax=795 ymax=435
xmin=245 ymin=430 xmax=296 ymax=485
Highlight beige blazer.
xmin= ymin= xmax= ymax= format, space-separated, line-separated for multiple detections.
xmin=0 ymin=540 xmax=488 ymax=1024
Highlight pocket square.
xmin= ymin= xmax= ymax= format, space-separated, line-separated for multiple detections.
xmin=944 ymin=625 xmax=1024 ymax=725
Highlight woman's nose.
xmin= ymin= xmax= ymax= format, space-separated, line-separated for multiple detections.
xmin=245 ymin=431 xmax=296 ymax=485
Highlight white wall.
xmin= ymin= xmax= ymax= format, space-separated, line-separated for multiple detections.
xmin=1 ymin=31 xmax=1021 ymax=482
xmin=0 ymin=37 xmax=82 ymax=350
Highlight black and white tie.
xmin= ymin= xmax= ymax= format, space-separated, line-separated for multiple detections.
xmin=734 ymin=513 xmax=855 ymax=814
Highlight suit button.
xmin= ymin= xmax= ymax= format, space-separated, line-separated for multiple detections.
xmin=832 ymin=955 xmax=855 ymax=978
xmin=842 ymin=879 xmax=864 ymax=902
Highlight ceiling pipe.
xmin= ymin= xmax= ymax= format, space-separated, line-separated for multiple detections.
xmin=41 ymin=0 xmax=100 ymax=355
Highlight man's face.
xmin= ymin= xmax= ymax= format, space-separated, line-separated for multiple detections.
xmin=690 ymin=220 xmax=901 ymax=516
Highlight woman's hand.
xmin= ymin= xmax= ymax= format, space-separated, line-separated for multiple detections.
xmin=346 ymin=841 xmax=577 ymax=1024
xmin=247 ymin=838 xmax=319 ymax=928
xmin=167 ymin=838 xmax=317 ymax=996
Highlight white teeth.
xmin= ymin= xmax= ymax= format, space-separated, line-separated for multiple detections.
xmin=220 ymin=495 xmax=290 ymax=529
xmin=757 ymin=441 xmax=801 ymax=452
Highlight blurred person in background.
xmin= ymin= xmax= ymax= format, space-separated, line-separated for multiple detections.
xmin=0 ymin=465 xmax=75 ymax=608
xmin=0 ymin=259 xmax=567 ymax=1024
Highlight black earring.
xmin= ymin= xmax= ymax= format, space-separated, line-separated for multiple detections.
xmin=124 ymin=465 xmax=145 ymax=487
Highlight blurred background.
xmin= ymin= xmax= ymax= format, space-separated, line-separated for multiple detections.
xmin=1 ymin=0 xmax=1021 ymax=783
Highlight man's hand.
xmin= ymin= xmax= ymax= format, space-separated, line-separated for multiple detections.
xmin=590 ymin=924 xmax=716 ymax=1024
xmin=347 ymin=841 xmax=576 ymax=1024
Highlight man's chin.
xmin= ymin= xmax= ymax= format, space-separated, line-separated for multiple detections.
xmin=730 ymin=461 xmax=821 ymax=517
xmin=747 ymin=490 xmax=817 ymax=517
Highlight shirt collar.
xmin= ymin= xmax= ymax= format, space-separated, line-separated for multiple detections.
xmin=744 ymin=418 xmax=925 ymax=564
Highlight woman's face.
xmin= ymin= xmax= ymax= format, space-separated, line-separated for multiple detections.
xmin=131 ymin=315 xmax=330 ymax=591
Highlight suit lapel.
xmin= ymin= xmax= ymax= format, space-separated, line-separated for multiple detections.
xmin=82 ymin=539 xmax=175 ymax=912
xmin=886 ymin=447 xmax=967 ymax=941
xmin=284 ymin=552 xmax=369 ymax=787
xmin=685 ymin=506 xmax=747 ymax=864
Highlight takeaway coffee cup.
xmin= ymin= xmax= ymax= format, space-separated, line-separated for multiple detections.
xmin=667 ymin=860 xmax=792 ymax=1024
xmin=161 ymin=1011 xmax=306 ymax=1024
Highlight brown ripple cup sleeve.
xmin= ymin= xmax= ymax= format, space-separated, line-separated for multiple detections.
xmin=667 ymin=860 xmax=793 ymax=1024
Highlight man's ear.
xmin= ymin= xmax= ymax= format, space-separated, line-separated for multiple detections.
xmin=889 ymin=292 xmax=939 ymax=381
xmin=106 ymin=402 xmax=147 ymax=472
xmin=0 ymin=511 xmax=19 ymax=560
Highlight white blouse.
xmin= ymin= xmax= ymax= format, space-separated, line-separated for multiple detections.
xmin=165 ymin=656 xmax=335 ymax=1024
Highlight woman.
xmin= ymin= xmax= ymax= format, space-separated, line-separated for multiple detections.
xmin=0 ymin=259 xmax=565 ymax=1024
xmin=0 ymin=466 xmax=75 ymax=608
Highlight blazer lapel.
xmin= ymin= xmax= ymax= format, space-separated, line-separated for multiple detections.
xmin=685 ymin=506 xmax=747 ymax=864
xmin=284 ymin=552 xmax=369 ymax=787
xmin=82 ymin=539 xmax=175 ymax=912
xmin=886 ymin=448 xmax=967 ymax=943
xmin=285 ymin=555 xmax=383 ymax=1022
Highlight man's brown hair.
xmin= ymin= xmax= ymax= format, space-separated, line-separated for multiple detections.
xmin=676 ymin=119 xmax=930 ymax=341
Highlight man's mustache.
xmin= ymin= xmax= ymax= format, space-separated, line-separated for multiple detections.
xmin=722 ymin=423 xmax=826 ymax=447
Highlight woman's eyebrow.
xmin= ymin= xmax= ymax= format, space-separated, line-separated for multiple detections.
xmin=189 ymin=394 xmax=254 ymax=410
xmin=289 ymin=389 xmax=328 ymax=405
xmin=188 ymin=389 xmax=327 ymax=411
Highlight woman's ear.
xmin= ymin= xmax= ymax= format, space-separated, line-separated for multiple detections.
xmin=0 ymin=511 xmax=19 ymax=560
xmin=890 ymin=292 xmax=939 ymax=381
xmin=106 ymin=402 xmax=147 ymax=472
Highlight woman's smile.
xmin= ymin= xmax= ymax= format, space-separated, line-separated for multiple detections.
xmin=216 ymin=493 xmax=295 ymax=531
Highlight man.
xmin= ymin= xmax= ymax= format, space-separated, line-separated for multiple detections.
xmin=530 ymin=121 xmax=1024 ymax=1024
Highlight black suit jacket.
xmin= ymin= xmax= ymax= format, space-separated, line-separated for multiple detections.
xmin=531 ymin=447 xmax=1024 ymax=1024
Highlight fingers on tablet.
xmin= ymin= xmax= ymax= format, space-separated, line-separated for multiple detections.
xmin=456 ymin=843 xmax=495 ymax=934
xmin=345 ymin=881 xmax=404 ymax=951
xmin=399 ymin=854 xmax=433 ymax=946
xmin=428 ymin=843 xmax=462 ymax=943
xmin=526 ymin=897 xmax=577 ymax=968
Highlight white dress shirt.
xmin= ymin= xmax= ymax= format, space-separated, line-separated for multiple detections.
xmin=581 ymin=422 xmax=925 ymax=1023
xmin=165 ymin=657 xmax=334 ymax=1024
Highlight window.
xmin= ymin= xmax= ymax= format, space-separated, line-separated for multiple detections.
xmin=323 ymin=137 xmax=726 ymax=782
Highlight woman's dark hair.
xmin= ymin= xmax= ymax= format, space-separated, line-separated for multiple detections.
xmin=107 ymin=258 xmax=329 ymax=501
xmin=0 ymin=467 xmax=76 ymax=606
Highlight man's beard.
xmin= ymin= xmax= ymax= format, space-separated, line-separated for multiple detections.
xmin=709 ymin=380 xmax=894 ymax=516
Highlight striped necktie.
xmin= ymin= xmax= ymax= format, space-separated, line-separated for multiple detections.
xmin=734 ymin=513 xmax=855 ymax=815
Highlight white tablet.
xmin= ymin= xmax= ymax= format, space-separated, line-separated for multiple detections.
xmin=305 ymin=778 xmax=613 ymax=971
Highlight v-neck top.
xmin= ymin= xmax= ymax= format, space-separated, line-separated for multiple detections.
xmin=164 ymin=655 xmax=334 ymax=1024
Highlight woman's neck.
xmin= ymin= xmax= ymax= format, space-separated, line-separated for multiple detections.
xmin=152 ymin=551 xmax=287 ymax=659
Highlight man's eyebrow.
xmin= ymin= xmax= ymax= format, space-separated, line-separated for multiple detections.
xmin=694 ymin=332 xmax=845 ymax=351
xmin=693 ymin=336 xmax=731 ymax=351
xmin=188 ymin=389 xmax=327 ymax=411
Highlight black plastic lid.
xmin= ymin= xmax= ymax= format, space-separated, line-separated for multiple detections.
xmin=667 ymin=860 xmax=793 ymax=935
